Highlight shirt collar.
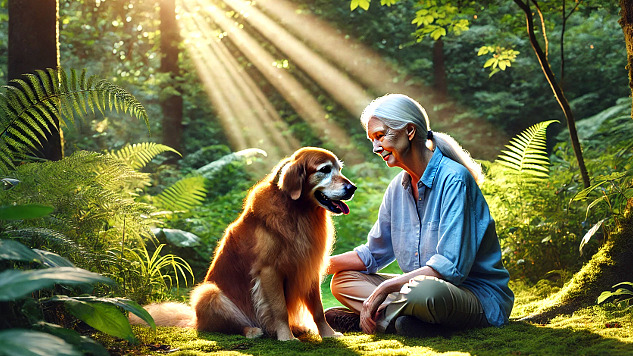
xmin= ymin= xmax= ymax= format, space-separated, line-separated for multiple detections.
xmin=400 ymin=148 xmax=443 ymax=189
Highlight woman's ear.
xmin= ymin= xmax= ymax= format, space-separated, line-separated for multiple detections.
xmin=278 ymin=160 xmax=305 ymax=200
xmin=406 ymin=124 xmax=416 ymax=141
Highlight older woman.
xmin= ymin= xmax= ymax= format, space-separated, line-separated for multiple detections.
xmin=325 ymin=94 xmax=513 ymax=336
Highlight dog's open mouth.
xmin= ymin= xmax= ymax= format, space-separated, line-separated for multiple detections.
xmin=315 ymin=190 xmax=350 ymax=215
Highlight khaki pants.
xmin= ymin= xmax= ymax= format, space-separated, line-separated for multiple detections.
xmin=330 ymin=271 xmax=489 ymax=332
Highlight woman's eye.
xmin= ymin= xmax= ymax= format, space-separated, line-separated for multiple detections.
xmin=319 ymin=166 xmax=332 ymax=174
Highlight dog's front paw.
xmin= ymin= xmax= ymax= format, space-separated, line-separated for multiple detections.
xmin=243 ymin=327 xmax=263 ymax=339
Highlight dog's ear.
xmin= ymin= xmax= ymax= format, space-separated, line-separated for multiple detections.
xmin=278 ymin=160 xmax=305 ymax=200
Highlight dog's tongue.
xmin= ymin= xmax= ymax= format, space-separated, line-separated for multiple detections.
xmin=334 ymin=200 xmax=350 ymax=215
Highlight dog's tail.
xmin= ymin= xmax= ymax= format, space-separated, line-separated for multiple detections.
xmin=129 ymin=301 xmax=196 ymax=328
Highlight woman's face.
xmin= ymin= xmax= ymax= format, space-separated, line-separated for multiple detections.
xmin=366 ymin=116 xmax=413 ymax=168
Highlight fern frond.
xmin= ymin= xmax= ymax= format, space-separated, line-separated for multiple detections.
xmin=108 ymin=142 xmax=181 ymax=170
xmin=153 ymin=176 xmax=207 ymax=212
xmin=496 ymin=120 xmax=558 ymax=180
xmin=0 ymin=67 xmax=150 ymax=173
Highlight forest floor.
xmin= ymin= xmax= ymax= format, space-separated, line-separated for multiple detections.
xmin=95 ymin=279 xmax=633 ymax=355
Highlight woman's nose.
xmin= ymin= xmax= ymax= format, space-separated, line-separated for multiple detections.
xmin=372 ymin=140 xmax=382 ymax=153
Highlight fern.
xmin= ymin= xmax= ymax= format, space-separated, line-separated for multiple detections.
xmin=0 ymin=67 xmax=149 ymax=172
xmin=108 ymin=142 xmax=180 ymax=170
xmin=496 ymin=120 xmax=558 ymax=180
xmin=153 ymin=176 xmax=207 ymax=212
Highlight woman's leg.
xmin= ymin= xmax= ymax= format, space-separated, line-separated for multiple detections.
xmin=330 ymin=270 xmax=399 ymax=313
xmin=382 ymin=275 xmax=489 ymax=331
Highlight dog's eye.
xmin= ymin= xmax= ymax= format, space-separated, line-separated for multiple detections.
xmin=319 ymin=166 xmax=332 ymax=174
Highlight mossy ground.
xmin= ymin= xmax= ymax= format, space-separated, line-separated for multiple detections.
xmin=95 ymin=279 xmax=633 ymax=355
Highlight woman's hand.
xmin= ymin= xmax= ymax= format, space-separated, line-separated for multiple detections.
xmin=360 ymin=279 xmax=402 ymax=334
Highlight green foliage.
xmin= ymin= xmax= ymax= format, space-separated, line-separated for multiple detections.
xmin=0 ymin=68 xmax=149 ymax=172
xmin=114 ymin=243 xmax=194 ymax=303
xmin=411 ymin=1 xmax=470 ymax=41
xmin=478 ymin=45 xmax=520 ymax=77
xmin=107 ymin=142 xmax=180 ymax=171
xmin=0 ymin=151 xmax=153 ymax=263
xmin=496 ymin=120 xmax=558 ymax=181
xmin=0 ymin=235 xmax=153 ymax=355
xmin=153 ymin=176 xmax=207 ymax=212
xmin=597 ymin=282 xmax=633 ymax=308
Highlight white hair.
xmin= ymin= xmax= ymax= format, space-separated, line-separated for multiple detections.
xmin=361 ymin=94 xmax=484 ymax=185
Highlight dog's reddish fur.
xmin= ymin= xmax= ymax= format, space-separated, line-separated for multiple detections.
xmin=134 ymin=147 xmax=354 ymax=341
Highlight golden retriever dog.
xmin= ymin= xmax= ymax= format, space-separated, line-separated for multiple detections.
xmin=133 ymin=147 xmax=356 ymax=341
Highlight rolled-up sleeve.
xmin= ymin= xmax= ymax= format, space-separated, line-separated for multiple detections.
xmin=426 ymin=176 xmax=478 ymax=286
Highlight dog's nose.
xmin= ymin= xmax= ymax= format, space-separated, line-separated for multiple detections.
xmin=344 ymin=183 xmax=357 ymax=198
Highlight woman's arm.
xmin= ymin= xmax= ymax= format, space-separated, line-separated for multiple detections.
xmin=326 ymin=251 xmax=366 ymax=275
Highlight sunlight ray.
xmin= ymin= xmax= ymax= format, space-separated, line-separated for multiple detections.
xmin=196 ymin=1 xmax=364 ymax=163
xmin=184 ymin=6 xmax=299 ymax=160
xmin=255 ymin=0 xmax=435 ymax=102
xmin=222 ymin=0 xmax=373 ymax=117
xmin=254 ymin=0 xmax=509 ymax=157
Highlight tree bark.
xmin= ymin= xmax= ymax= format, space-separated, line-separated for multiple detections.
xmin=620 ymin=0 xmax=633 ymax=118
xmin=8 ymin=0 xmax=62 ymax=161
xmin=513 ymin=0 xmax=590 ymax=188
xmin=160 ymin=0 xmax=184 ymax=155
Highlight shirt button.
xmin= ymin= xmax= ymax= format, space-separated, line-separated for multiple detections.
xmin=415 ymin=252 xmax=418 ymax=256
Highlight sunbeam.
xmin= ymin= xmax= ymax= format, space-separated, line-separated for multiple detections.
xmin=222 ymin=0 xmax=373 ymax=117
xmin=180 ymin=0 xmax=364 ymax=164
xmin=181 ymin=3 xmax=299 ymax=162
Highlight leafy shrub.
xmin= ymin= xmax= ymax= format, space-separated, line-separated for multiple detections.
xmin=0 ymin=206 xmax=154 ymax=356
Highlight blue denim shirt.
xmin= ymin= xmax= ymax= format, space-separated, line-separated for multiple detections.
xmin=354 ymin=148 xmax=514 ymax=326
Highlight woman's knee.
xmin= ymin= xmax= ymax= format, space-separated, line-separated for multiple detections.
xmin=330 ymin=270 xmax=364 ymax=299
xmin=402 ymin=277 xmax=454 ymax=320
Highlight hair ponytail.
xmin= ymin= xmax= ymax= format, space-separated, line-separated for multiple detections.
xmin=431 ymin=132 xmax=484 ymax=186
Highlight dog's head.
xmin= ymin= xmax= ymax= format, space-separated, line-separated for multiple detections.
xmin=275 ymin=147 xmax=356 ymax=215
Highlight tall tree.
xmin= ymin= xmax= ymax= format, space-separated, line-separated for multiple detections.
xmin=512 ymin=0 xmax=590 ymax=188
xmin=620 ymin=0 xmax=633 ymax=115
xmin=8 ymin=0 xmax=62 ymax=161
xmin=159 ymin=0 xmax=183 ymax=154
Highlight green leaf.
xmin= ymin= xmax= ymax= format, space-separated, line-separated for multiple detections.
xmin=34 ymin=322 xmax=109 ymax=356
xmin=0 ymin=267 xmax=114 ymax=301
xmin=612 ymin=282 xmax=633 ymax=292
xmin=64 ymin=299 xmax=137 ymax=343
xmin=0 ymin=329 xmax=81 ymax=356
xmin=153 ymin=176 xmax=207 ymax=212
xmin=0 ymin=204 xmax=54 ymax=220
xmin=579 ymin=218 xmax=606 ymax=256
xmin=0 ymin=239 xmax=42 ymax=263
xmin=108 ymin=142 xmax=180 ymax=170
xmin=33 ymin=249 xmax=75 ymax=268
xmin=350 ymin=0 xmax=370 ymax=10
xmin=496 ymin=120 xmax=558 ymax=180
xmin=50 ymin=295 xmax=156 ymax=330
xmin=153 ymin=228 xmax=200 ymax=247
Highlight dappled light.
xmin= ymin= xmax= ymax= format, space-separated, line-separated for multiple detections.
xmin=177 ymin=0 xmax=510 ymax=163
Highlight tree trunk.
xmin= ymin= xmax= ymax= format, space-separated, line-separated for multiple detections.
xmin=8 ymin=0 xmax=62 ymax=161
xmin=513 ymin=0 xmax=590 ymax=188
xmin=620 ymin=0 xmax=633 ymax=118
xmin=160 ymin=0 xmax=184 ymax=155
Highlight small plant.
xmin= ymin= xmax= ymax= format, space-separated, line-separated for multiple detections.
xmin=597 ymin=282 xmax=633 ymax=308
